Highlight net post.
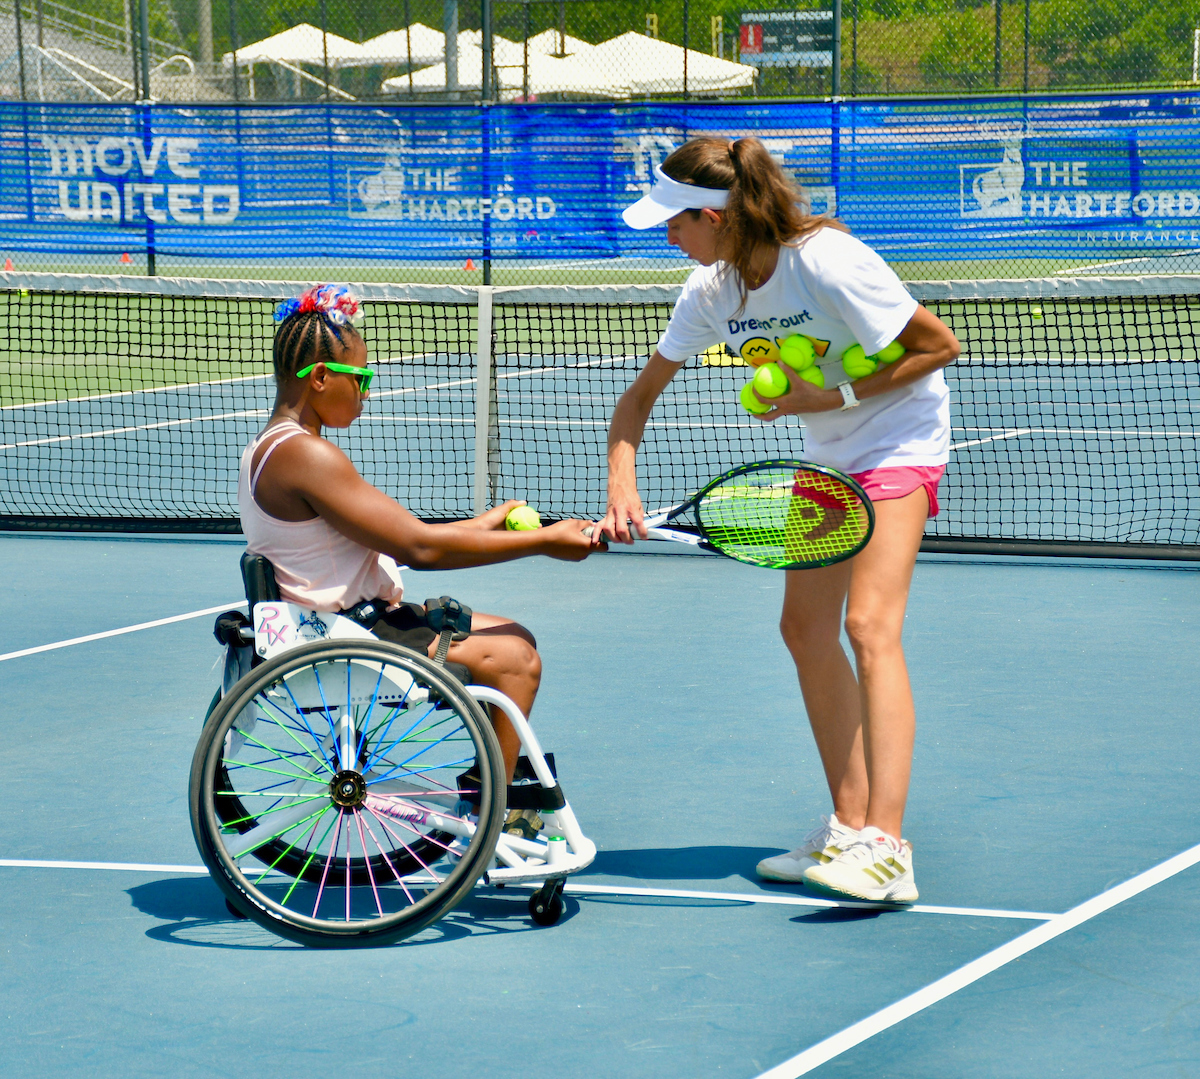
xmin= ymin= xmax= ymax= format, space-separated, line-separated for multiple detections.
xmin=473 ymin=285 xmax=495 ymax=516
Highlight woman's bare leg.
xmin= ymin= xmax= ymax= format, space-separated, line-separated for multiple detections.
xmin=780 ymin=486 xmax=928 ymax=839
xmin=780 ymin=561 xmax=868 ymax=830
xmin=436 ymin=612 xmax=540 ymax=780
xmin=843 ymin=487 xmax=928 ymax=839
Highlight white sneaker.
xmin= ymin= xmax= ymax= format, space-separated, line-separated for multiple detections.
xmin=802 ymin=826 xmax=918 ymax=903
xmin=755 ymin=813 xmax=861 ymax=883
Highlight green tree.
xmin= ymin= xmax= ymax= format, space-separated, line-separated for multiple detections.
xmin=919 ymin=5 xmax=992 ymax=89
xmin=1033 ymin=0 xmax=1200 ymax=86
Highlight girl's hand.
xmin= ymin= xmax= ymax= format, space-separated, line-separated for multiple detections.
xmin=754 ymin=363 xmax=841 ymax=419
xmin=465 ymin=500 xmax=525 ymax=530
xmin=540 ymin=519 xmax=607 ymax=561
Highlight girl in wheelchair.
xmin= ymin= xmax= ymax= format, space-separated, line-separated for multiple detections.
xmin=241 ymin=284 xmax=601 ymax=839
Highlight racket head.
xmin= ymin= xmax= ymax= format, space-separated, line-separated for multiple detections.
xmin=692 ymin=460 xmax=874 ymax=569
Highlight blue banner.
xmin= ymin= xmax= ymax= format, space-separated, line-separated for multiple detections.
xmin=2 ymin=91 xmax=1199 ymax=269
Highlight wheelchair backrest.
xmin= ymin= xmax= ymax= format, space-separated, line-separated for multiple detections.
xmin=241 ymin=552 xmax=281 ymax=608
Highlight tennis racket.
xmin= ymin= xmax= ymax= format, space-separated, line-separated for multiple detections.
xmin=588 ymin=460 xmax=874 ymax=570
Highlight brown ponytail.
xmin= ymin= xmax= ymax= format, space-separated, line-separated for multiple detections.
xmin=660 ymin=136 xmax=846 ymax=304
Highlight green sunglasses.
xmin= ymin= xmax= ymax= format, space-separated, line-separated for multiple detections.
xmin=295 ymin=361 xmax=373 ymax=392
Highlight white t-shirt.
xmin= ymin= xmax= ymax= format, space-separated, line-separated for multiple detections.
xmin=655 ymin=227 xmax=951 ymax=474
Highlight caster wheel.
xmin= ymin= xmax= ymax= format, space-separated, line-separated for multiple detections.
xmin=528 ymin=883 xmax=565 ymax=926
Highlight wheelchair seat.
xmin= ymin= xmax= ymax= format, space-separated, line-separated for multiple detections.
xmin=236 ymin=551 xmax=471 ymax=683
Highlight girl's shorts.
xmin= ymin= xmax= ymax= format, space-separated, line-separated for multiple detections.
xmin=849 ymin=465 xmax=946 ymax=518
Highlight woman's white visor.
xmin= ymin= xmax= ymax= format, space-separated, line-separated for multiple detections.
xmin=621 ymin=166 xmax=730 ymax=230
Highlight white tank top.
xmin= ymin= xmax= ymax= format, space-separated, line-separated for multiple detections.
xmin=238 ymin=420 xmax=404 ymax=612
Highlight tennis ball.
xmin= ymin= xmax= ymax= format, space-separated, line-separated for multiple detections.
xmin=505 ymin=505 xmax=541 ymax=530
xmin=779 ymin=333 xmax=816 ymax=371
xmin=841 ymin=344 xmax=877 ymax=380
xmin=872 ymin=340 xmax=905 ymax=364
xmin=739 ymin=381 xmax=771 ymax=414
xmin=799 ymin=365 xmax=825 ymax=389
xmin=752 ymin=362 xmax=790 ymax=399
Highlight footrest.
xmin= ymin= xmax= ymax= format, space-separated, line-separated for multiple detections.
xmin=458 ymin=753 xmax=566 ymax=811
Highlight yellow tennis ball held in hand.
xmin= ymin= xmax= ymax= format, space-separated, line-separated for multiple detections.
xmin=752 ymin=362 xmax=790 ymax=399
xmin=841 ymin=344 xmax=877 ymax=380
xmin=505 ymin=505 xmax=542 ymax=530
xmin=872 ymin=340 xmax=905 ymax=364
xmin=739 ymin=381 xmax=771 ymax=414
xmin=779 ymin=333 xmax=816 ymax=371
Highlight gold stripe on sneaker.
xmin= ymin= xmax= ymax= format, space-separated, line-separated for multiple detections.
xmin=863 ymin=867 xmax=886 ymax=884
xmin=873 ymin=862 xmax=896 ymax=881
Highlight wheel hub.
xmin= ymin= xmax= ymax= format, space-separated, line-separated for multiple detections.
xmin=329 ymin=769 xmax=366 ymax=808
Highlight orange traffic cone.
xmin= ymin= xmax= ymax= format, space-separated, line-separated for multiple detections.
xmin=119 ymin=252 xmax=133 ymax=264
xmin=464 ymin=258 xmax=476 ymax=271
xmin=3 ymin=257 xmax=12 ymax=271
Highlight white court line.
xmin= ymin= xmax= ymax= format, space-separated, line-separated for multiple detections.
xmin=0 ymin=858 xmax=1053 ymax=922
xmin=0 ymin=410 xmax=265 ymax=450
xmin=951 ymin=426 xmax=1200 ymax=450
xmin=0 ymin=601 xmax=243 ymax=663
xmin=2 ymin=373 xmax=272 ymax=411
xmin=0 ymin=859 xmax=211 ymax=873
xmin=754 ymin=840 xmax=1200 ymax=1079
xmin=555 ymin=882 xmax=1053 ymax=921
xmin=951 ymin=428 xmax=1032 ymax=449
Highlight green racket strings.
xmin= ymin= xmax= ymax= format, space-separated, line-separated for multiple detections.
xmin=696 ymin=466 xmax=872 ymax=569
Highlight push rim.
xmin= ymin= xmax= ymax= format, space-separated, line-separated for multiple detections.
xmin=192 ymin=640 xmax=505 ymax=944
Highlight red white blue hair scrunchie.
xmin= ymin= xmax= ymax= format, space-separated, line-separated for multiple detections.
xmin=273 ymin=284 xmax=361 ymax=331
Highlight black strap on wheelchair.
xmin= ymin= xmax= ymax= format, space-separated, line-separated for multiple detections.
xmin=424 ymin=596 xmax=473 ymax=667
xmin=339 ymin=598 xmax=386 ymax=630
xmin=213 ymin=610 xmax=252 ymax=647
xmin=457 ymin=754 xmax=566 ymax=811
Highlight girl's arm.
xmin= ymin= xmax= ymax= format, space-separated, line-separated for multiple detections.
xmin=263 ymin=436 xmax=598 ymax=568
xmin=754 ymin=305 xmax=960 ymax=418
xmin=599 ymin=351 xmax=683 ymax=543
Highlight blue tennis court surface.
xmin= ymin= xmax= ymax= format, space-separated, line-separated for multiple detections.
xmin=2 ymin=533 xmax=1198 ymax=1077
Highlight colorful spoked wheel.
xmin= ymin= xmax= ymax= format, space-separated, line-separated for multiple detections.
xmin=189 ymin=640 xmax=506 ymax=947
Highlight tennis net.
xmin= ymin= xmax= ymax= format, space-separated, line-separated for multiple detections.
xmin=2 ymin=272 xmax=1199 ymax=558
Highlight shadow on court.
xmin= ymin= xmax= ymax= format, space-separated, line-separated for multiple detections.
xmin=584 ymin=844 xmax=779 ymax=885
xmin=128 ymin=876 xmax=580 ymax=950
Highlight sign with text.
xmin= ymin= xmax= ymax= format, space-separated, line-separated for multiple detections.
xmin=740 ymin=10 xmax=834 ymax=68
xmin=1 ymin=95 xmax=1199 ymax=270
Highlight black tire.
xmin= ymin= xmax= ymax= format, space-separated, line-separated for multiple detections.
xmin=190 ymin=640 xmax=505 ymax=947
xmin=529 ymin=885 xmax=565 ymax=926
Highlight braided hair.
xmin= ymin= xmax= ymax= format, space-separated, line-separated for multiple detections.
xmin=271 ymin=284 xmax=362 ymax=383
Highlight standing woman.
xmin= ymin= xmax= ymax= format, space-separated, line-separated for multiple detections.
xmin=597 ymin=137 xmax=959 ymax=903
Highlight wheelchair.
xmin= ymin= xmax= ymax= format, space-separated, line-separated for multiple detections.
xmin=189 ymin=553 xmax=596 ymax=948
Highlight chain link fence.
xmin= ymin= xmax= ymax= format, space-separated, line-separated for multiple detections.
xmin=3 ymin=0 xmax=1199 ymax=104
xmin=1 ymin=0 xmax=1198 ymax=281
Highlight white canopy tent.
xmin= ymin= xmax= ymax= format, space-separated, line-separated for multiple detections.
xmin=355 ymin=23 xmax=446 ymax=67
xmin=380 ymin=39 xmax=624 ymax=100
xmin=577 ymin=32 xmax=756 ymax=95
xmin=221 ymin=24 xmax=366 ymax=68
xmin=524 ymin=28 xmax=594 ymax=57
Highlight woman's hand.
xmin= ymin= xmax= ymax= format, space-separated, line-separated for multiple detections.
xmin=596 ymin=479 xmax=645 ymax=545
xmin=539 ymin=519 xmax=607 ymax=561
xmin=464 ymin=499 xmax=525 ymax=531
xmin=753 ymin=363 xmax=841 ymax=420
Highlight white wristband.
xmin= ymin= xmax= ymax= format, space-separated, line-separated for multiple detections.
xmin=839 ymin=382 xmax=860 ymax=410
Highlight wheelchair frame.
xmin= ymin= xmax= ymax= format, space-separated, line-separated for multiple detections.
xmin=189 ymin=556 xmax=595 ymax=947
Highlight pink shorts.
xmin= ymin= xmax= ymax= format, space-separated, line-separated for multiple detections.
xmin=849 ymin=465 xmax=946 ymax=518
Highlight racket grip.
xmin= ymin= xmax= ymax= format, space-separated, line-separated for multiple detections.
xmin=583 ymin=525 xmax=594 ymax=538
